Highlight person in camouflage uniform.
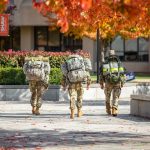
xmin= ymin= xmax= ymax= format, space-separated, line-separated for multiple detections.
xmin=99 ymin=50 xmax=126 ymax=116
xmin=29 ymin=80 xmax=48 ymax=115
xmin=61 ymin=50 xmax=91 ymax=119
xmin=23 ymin=57 xmax=50 ymax=115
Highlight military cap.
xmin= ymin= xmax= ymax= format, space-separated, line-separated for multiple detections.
xmin=109 ymin=49 xmax=115 ymax=56
xmin=72 ymin=49 xmax=80 ymax=53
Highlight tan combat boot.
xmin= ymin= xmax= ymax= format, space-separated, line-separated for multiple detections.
xmin=112 ymin=107 xmax=118 ymax=116
xmin=106 ymin=102 xmax=112 ymax=115
xmin=70 ymin=109 xmax=74 ymax=119
xmin=35 ymin=107 xmax=40 ymax=115
xmin=32 ymin=106 xmax=36 ymax=114
xmin=77 ymin=109 xmax=83 ymax=117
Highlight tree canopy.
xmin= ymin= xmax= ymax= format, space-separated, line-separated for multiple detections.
xmin=0 ymin=0 xmax=9 ymax=14
xmin=33 ymin=0 xmax=150 ymax=40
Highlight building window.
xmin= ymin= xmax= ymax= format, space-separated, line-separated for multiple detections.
xmin=48 ymin=30 xmax=60 ymax=51
xmin=63 ymin=35 xmax=82 ymax=50
xmin=125 ymin=39 xmax=138 ymax=61
xmin=34 ymin=26 xmax=82 ymax=51
xmin=36 ymin=27 xmax=47 ymax=46
xmin=12 ymin=27 xmax=20 ymax=50
xmin=110 ymin=36 xmax=149 ymax=62
xmin=111 ymin=36 xmax=124 ymax=61
xmin=138 ymin=38 xmax=149 ymax=61
xmin=0 ymin=27 xmax=20 ymax=51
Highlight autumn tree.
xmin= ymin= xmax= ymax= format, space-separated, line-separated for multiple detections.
xmin=0 ymin=0 xmax=9 ymax=14
xmin=32 ymin=0 xmax=150 ymax=62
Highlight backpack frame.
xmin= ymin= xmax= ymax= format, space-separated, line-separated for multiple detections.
xmin=103 ymin=56 xmax=125 ymax=84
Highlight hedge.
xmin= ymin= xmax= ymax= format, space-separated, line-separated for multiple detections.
xmin=0 ymin=67 xmax=62 ymax=85
xmin=0 ymin=50 xmax=90 ymax=85
xmin=0 ymin=50 xmax=90 ymax=68
xmin=0 ymin=68 xmax=26 ymax=85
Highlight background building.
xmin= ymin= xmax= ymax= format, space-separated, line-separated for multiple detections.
xmin=0 ymin=0 xmax=150 ymax=73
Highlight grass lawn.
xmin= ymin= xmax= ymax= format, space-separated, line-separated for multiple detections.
xmin=91 ymin=73 xmax=150 ymax=82
xmin=135 ymin=73 xmax=150 ymax=79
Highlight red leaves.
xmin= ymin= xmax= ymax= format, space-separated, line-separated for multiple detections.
xmin=32 ymin=0 xmax=150 ymax=39
xmin=58 ymin=19 xmax=69 ymax=33
xmin=80 ymin=0 xmax=92 ymax=11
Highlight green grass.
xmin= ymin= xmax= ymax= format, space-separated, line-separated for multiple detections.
xmin=91 ymin=73 xmax=150 ymax=82
xmin=91 ymin=75 xmax=97 ymax=81
xmin=135 ymin=74 xmax=150 ymax=79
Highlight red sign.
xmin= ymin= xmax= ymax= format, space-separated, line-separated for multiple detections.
xmin=0 ymin=14 xmax=9 ymax=36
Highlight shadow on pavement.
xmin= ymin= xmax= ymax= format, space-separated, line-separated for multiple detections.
xmin=0 ymin=129 xmax=149 ymax=149
xmin=116 ymin=114 xmax=150 ymax=122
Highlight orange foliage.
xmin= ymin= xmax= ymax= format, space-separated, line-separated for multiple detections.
xmin=32 ymin=0 xmax=150 ymax=39
xmin=0 ymin=0 xmax=9 ymax=13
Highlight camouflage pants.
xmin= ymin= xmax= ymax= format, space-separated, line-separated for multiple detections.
xmin=29 ymin=81 xmax=47 ymax=108
xmin=68 ymin=82 xmax=84 ymax=110
xmin=104 ymin=82 xmax=121 ymax=108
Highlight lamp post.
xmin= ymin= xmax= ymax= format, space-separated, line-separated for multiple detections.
xmin=96 ymin=28 xmax=100 ymax=83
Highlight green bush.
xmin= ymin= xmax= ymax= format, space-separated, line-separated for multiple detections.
xmin=0 ymin=67 xmax=62 ymax=85
xmin=0 ymin=55 xmax=18 ymax=67
xmin=0 ymin=50 xmax=90 ymax=85
xmin=49 ymin=68 xmax=63 ymax=85
xmin=0 ymin=68 xmax=26 ymax=85
xmin=49 ymin=55 xmax=67 ymax=68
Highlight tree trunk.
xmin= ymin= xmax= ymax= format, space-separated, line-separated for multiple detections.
xmin=100 ymin=38 xmax=105 ymax=64
xmin=96 ymin=30 xmax=110 ymax=82
xmin=100 ymin=38 xmax=111 ymax=63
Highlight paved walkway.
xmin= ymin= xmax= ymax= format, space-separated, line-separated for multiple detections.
xmin=0 ymin=99 xmax=150 ymax=150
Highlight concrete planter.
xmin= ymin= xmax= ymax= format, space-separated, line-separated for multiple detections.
xmin=130 ymin=95 xmax=150 ymax=119
xmin=130 ymin=82 xmax=150 ymax=118
xmin=0 ymin=83 xmax=146 ymax=101
xmin=0 ymin=85 xmax=61 ymax=101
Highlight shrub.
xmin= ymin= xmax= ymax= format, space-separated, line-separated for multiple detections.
xmin=49 ymin=68 xmax=63 ymax=85
xmin=0 ymin=68 xmax=26 ymax=85
xmin=0 ymin=50 xmax=91 ymax=85
xmin=0 ymin=67 xmax=62 ymax=85
xmin=0 ymin=50 xmax=90 ymax=68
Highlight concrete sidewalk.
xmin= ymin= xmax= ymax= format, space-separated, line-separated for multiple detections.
xmin=0 ymin=99 xmax=150 ymax=150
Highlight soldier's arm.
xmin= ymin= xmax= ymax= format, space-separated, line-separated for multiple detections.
xmin=46 ymin=63 xmax=51 ymax=74
xmin=61 ymin=75 xmax=68 ymax=91
xmin=100 ymin=75 xmax=105 ymax=89
xmin=86 ymin=72 xmax=91 ymax=90
xmin=99 ymin=66 xmax=105 ymax=89
xmin=120 ymin=74 xmax=126 ymax=88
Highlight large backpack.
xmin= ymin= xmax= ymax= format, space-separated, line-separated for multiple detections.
xmin=84 ymin=57 xmax=92 ymax=71
xmin=61 ymin=55 xmax=88 ymax=83
xmin=102 ymin=56 xmax=125 ymax=84
xmin=23 ymin=57 xmax=50 ymax=82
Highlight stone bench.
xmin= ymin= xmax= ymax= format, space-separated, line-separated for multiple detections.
xmin=130 ymin=95 xmax=150 ymax=119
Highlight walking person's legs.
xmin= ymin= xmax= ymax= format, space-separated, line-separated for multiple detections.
xmin=36 ymin=82 xmax=47 ymax=115
xmin=29 ymin=81 xmax=37 ymax=114
xmin=68 ymin=85 xmax=77 ymax=119
xmin=76 ymin=84 xmax=84 ymax=117
xmin=112 ymin=84 xmax=121 ymax=116
xmin=104 ymin=84 xmax=113 ymax=115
